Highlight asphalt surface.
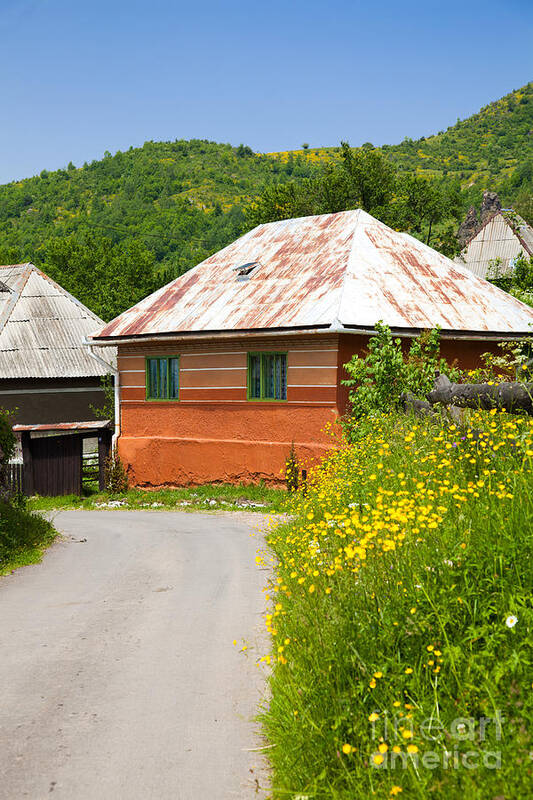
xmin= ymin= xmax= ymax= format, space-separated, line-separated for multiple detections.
xmin=0 ymin=510 xmax=270 ymax=800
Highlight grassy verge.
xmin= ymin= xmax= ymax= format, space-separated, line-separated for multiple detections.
xmin=0 ymin=501 xmax=57 ymax=575
xmin=28 ymin=482 xmax=287 ymax=514
xmin=261 ymin=410 xmax=533 ymax=798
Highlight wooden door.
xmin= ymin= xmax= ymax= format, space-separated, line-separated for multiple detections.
xmin=30 ymin=434 xmax=82 ymax=496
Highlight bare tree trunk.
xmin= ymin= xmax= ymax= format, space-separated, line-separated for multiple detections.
xmin=400 ymin=390 xmax=465 ymax=423
xmin=427 ymin=374 xmax=533 ymax=415
xmin=399 ymin=391 xmax=434 ymax=416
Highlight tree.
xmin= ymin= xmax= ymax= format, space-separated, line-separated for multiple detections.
xmin=248 ymin=141 xmax=459 ymax=247
xmin=391 ymin=175 xmax=461 ymax=246
xmin=488 ymin=252 xmax=533 ymax=307
xmin=342 ymin=323 xmax=455 ymax=423
xmin=42 ymin=233 xmax=164 ymax=321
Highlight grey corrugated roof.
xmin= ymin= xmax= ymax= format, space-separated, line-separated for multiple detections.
xmin=0 ymin=263 xmax=116 ymax=378
xmin=94 ymin=210 xmax=533 ymax=342
xmin=456 ymin=210 xmax=533 ymax=279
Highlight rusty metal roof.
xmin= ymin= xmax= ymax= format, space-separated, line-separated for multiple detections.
xmin=455 ymin=210 xmax=533 ymax=279
xmin=93 ymin=210 xmax=533 ymax=341
xmin=0 ymin=264 xmax=116 ymax=378
xmin=13 ymin=420 xmax=111 ymax=432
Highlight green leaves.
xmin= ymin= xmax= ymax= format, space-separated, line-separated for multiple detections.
xmin=42 ymin=233 xmax=161 ymax=321
xmin=342 ymin=323 xmax=455 ymax=425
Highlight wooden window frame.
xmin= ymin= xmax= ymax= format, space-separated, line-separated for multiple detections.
xmin=247 ymin=352 xmax=288 ymax=402
xmin=145 ymin=356 xmax=180 ymax=401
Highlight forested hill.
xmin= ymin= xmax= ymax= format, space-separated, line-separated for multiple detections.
xmin=0 ymin=141 xmax=319 ymax=274
xmin=0 ymin=82 xmax=531 ymax=321
xmin=276 ymin=82 xmax=533 ymax=208
xmin=0 ymin=141 xmax=324 ymax=319
xmin=385 ymin=82 xmax=533 ymax=188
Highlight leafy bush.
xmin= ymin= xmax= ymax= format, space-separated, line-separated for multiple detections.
xmin=342 ymin=323 xmax=459 ymax=428
xmin=261 ymin=411 xmax=533 ymax=798
xmin=488 ymin=253 xmax=533 ymax=308
xmin=0 ymin=408 xmax=15 ymax=465
xmin=0 ymin=501 xmax=55 ymax=566
xmin=104 ymin=449 xmax=129 ymax=494
xmin=0 ymin=408 xmax=16 ymax=500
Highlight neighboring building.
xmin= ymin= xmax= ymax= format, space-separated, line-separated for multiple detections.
xmin=89 ymin=210 xmax=533 ymax=487
xmin=455 ymin=209 xmax=533 ymax=279
xmin=0 ymin=263 xmax=115 ymax=425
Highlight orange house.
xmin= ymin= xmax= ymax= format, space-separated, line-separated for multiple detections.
xmin=89 ymin=210 xmax=533 ymax=487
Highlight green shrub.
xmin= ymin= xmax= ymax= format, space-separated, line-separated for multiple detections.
xmin=0 ymin=408 xmax=16 ymax=502
xmin=285 ymin=442 xmax=299 ymax=492
xmin=0 ymin=409 xmax=15 ymax=465
xmin=104 ymin=449 xmax=129 ymax=494
xmin=342 ymin=323 xmax=460 ymax=429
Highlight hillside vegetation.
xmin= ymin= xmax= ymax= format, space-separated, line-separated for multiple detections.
xmin=0 ymin=83 xmax=531 ymax=320
xmin=0 ymin=140 xmax=318 ymax=272
xmin=275 ymin=82 xmax=533 ymax=213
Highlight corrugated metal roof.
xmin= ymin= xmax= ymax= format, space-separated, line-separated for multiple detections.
xmin=93 ymin=210 xmax=533 ymax=341
xmin=13 ymin=420 xmax=111 ymax=432
xmin=455 ymin=210 xmax=533 ymax=279
xmin=0 ymin=263 xmax=116 ymax=378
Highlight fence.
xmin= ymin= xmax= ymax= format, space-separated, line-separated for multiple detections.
xmin=82 ymin=451 xmax=100 ymax=487
xmin=3 ymin=462 xmax=23 ymax=496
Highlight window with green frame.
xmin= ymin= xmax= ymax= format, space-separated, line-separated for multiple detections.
xmin=146 ymin=356 xmax=179 ymax=400
xmin=247 ymin=352 xmax=287 ymax=400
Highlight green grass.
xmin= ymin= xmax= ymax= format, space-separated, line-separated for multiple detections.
xmin=28 ymin=482 xmax=287 ymax=514
xmin=0 ymin=542 xmax=55 ymax=576
xmin=0 ymin=500 xmax=57 ymax=575
xmin=261 ymin=410 xmax=533 ymax=799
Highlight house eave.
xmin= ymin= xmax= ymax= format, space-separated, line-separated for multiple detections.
xmin=88 ymin=323 xmax=533 ymax=348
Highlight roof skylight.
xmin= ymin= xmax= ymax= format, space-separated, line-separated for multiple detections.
xmin=233 ymin=261 xmax=261 ymax=281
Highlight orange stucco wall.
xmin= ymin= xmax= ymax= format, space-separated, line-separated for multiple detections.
xmin=119 ymin=410 xmax=337 ymax=486
xmin=116 ymin=332 xmax=506 ymax=487
xmin=117 ymin=334 xmax=341 ymax=486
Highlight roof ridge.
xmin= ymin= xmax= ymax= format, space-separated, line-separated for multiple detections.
xmin=460 ymin=210 xmax=502 ymax=249
xmin=334 ymin=209 xmax=366 ymax=327
xmin=23 ymin=264 xmax=106 ymax=325
xmin=461 ymin=208 xmax=533 ymax=257
xmin=0 ymin=263 xmax=32 ymax=335
xmin=461 ymin=208 xmax=533 ymax=251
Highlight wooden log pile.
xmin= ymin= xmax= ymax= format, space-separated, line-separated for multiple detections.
xmin=428 ymin=375 xmax=533 ymax=416
xmin=400 ymin=375 xmax=533 ymax=418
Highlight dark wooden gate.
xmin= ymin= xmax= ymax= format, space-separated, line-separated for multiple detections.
xmin=25 ymin=434 xmax=82 ymax=496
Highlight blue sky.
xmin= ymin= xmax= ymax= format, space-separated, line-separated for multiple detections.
xmin=0 ymin=0 xmax=531 ymax=183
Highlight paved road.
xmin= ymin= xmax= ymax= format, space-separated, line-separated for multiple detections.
xmin=0 ymin=511 xmax=270 ymax=800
